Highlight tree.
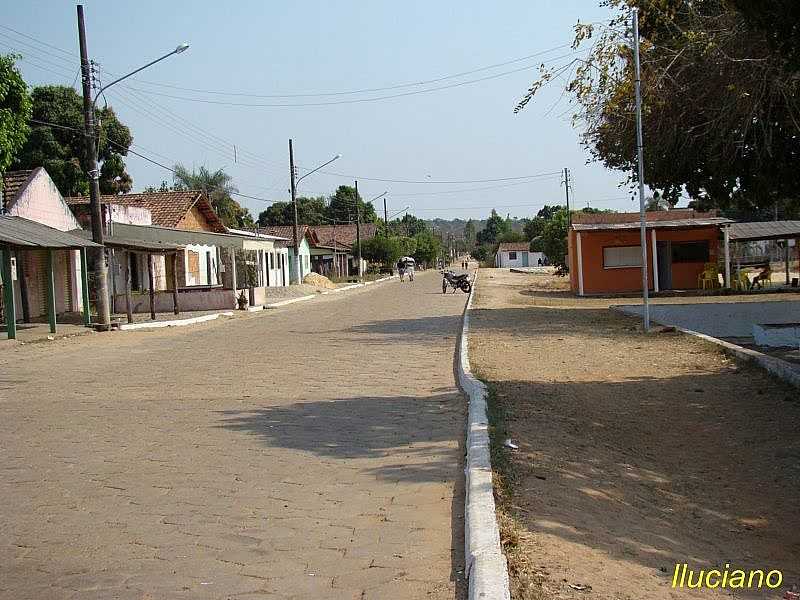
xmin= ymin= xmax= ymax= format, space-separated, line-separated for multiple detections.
xmin=361 ymin=236 xmax=403 ymax=267
xmin=464 ymin=219 xmax=477 ymax=245
xmin=476 ymin=210 xmax=510 ymax=245
xmin=327 ymin=185 xmax=378 ymax=224
xmin=393 ymin=213 xmax=427 ymax=236
xmin=172 ymin=164 xmax=253 ymax=228
xmin=497 ymin=230 xmax=526 ymax=243
xmin=645 ymin=194 xmax=669 ymax=211
xmin=13 ymin=85 xmax=132 ymax=196
xmin=540 ymin=207 xmax=570 ymax=268
xmin=257 ymin=196 xmax=327 ymax=226
xmin=0 ymin=54 xmax=31 ymax=180
xmin=516 ymin=0 xmax=800 ymax=217
xmin=412 ymin=230 xmax=441 ymax=265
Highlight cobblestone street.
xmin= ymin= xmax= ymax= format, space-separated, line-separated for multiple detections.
xmin=0 ymin=273 xmax=467 ymax=600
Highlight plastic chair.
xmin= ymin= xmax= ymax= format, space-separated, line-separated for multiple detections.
xmin=697 ymin=263 xmax=720 ymax=290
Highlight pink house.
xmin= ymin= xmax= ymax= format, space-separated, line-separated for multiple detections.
xmin=1 ymin=168 xmax=87 ymax=320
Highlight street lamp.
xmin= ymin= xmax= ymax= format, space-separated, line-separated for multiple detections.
xmin=78 ymin=5 xmax=189 ymax=329
xmin=288 ymin=139 xmax=340 ymax=284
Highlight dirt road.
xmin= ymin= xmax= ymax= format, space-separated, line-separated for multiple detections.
xmin=469 ymin=268 xmax=800 ymax=600
xmin=0 ymin=273 xmax=466 ymax=600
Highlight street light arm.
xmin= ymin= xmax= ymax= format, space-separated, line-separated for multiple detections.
xmin=296 ymin=154 xmax=341 ymax=184
xmin=92 ymin=44 xmax=189 ymax=107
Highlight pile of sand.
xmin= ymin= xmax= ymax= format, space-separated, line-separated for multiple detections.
xmin=302 ymin=272 xmax=337 ymax=290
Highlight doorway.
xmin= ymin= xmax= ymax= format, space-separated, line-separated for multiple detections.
xmin=657 ymin=241 xmax=672 ymax=290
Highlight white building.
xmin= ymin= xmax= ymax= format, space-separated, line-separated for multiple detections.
xmin=495 ymin=242 xmax=544 ymax=268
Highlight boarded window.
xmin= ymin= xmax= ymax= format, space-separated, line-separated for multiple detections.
xmin=672 ymin=241 xmax=709 ymax=263
xmin=603 ymin=246 xmax=643 ymax=268
xmin=187 ymin=250 xmax=201 ymax=282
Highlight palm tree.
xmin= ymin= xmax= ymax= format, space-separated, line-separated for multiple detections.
xmin=172 ymin=164 xmax=252 ymax=227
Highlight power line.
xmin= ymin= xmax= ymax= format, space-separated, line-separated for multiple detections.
xmin=122 ymin=54 xmax=578 ymax=108
xmin=123 ymin=44 xmax=574 ymax=98
xmin=310 ymin=170 xmax=563 ymax=185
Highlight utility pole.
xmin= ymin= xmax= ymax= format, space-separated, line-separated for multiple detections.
xmin=77 ymin=5 xmax=110 ymax=329
xmin=354 ymin=180 xmax=362 ymax=278
xmin=563 ymin=167 xmax=571 ymax=228
xmin=633 ymin=7 xmax=650 ymax=330
xmin=384 ymin=197 xmax=389 ymax=236
xmin=289 ymin=138 xmax=301 ymax=284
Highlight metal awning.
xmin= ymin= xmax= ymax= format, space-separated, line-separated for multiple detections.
xmin=572 ymin=217 xmax=732 ymax=232
xmin=0 ymin=216 xmax=102 ymax=248
xmin=69 ymin=228 xmax=183 ymax=252
xmin=727 ymin=220 xmax=800 ymax=242
xmin=110 ymin=223 xmax=277 ymax=250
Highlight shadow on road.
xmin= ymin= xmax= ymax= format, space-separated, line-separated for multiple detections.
xmin=215 ymin=392 xmax=464 ymax=484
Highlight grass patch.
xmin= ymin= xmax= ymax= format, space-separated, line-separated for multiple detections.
xmin=482 ymin=381 xmax=548 ymax=600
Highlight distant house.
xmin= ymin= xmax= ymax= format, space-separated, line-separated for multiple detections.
xmin=568 ymin=210 xmax=732 ymax=295
xmin=495 ymin=242 xmax=543 ymax=268
xmin=1 ymin=168 xmax=88 ymax=320
xmin=257 ymin=225 xmax=313 ymax=282
xmin=309 ymin=223 xmax=377 ymax=276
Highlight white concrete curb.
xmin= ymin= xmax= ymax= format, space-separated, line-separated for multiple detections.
xmin=264 ymin=295 xmax=316 ymax=309
xmin=675 ymin=326 xmax=800 ymax=388
xmin=119 ymin=311 xmax=234 ymax=331
xmin=456 ymin=271 xmax=511 ymax=600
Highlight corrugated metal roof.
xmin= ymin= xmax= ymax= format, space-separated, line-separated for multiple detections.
xmin=573 ymin=217 xmax=732 ymax=232
xmin=0 ymin=216 xmax=101 ymax=248
xmin=68 ymin=228 xmax=183 ymax=252
xmin=727 ymin=220 xmax=800 ymax=241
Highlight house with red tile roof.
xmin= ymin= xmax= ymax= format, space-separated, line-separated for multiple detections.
xmin=256 ymin=225 xmax=313 ymax=282
xmin=308 ymin=223 xmax=377 ymax=277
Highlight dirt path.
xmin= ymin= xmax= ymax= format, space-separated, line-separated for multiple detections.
xmin=469 ymin=268 xmax=800 ymax=600
xmin=0 ymin=272 xmax=466 ymax=600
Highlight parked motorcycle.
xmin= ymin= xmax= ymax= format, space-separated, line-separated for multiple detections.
xmin=442 ymin=270 xmax=472 ymax=294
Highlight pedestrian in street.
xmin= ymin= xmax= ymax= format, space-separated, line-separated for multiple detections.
xmin=397 ymin=258 xmax=406 ymax=282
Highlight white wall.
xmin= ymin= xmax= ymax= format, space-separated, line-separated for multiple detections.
xmin=184 ymin=244 xmax=218 ymax=287
xmin=496 ymin=250 xmax=545 ymax=268
xmin=109 ymin=205 xmax=151 ymax=226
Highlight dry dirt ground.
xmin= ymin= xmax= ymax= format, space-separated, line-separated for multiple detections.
xmin=469 ymin=268 xmax=800 ymax=600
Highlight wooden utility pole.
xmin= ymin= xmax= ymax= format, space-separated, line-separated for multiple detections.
xmin=563 ymin=167 xmax=571 ymax=228
xmin=384 ymin=197 xmax=389 ymax=236
xmin=147 ymin=253 xmax=155 ymax=320
xmin=289 ymin=138 xmax=302 ymax=284
xmin=77 ymin=5 xmax=111 ymax=329
xmin=124 ymin=251 xmax=133 ymax=324
xmin=355 ymin=180 xmax=362 ymax=278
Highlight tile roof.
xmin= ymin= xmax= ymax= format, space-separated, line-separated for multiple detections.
xmin=497 ymin=242 xmax=531 ymax=252
xmin=2 ymin=168 xmax=38 ymax=210
xmin=571 ymin=209 xmax=718 ymax=225
xmin=309 ymin=223 xmax=378 ymax=250
xmin=66 ymin=191 xmax=227 ymax=233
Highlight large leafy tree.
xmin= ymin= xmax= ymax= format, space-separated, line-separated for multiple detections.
xmin=516 ymin=0 xmax=800 ymax=217
xmin=393 ymin=213 xmax=428 ymax=236
xmin=327 ymin=185 xmax=378 ymax=224
xmin=476 ymin=210 xmax=510 ymax=245
xmin=257 ymin=196 xmax=327 ymax=226
xmin=13 ymin=85 xmax=132 ymax=196
xmin=412 ymin=229 xmax=441 ymax=265
xmin=172 ymin=164 xmax=253 ymax=228
xmin=0 ymin=54 xmax=31 ymax=180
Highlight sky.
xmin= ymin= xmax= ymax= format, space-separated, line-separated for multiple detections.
xmin=1 ymin=0 xmax=650 ymax=221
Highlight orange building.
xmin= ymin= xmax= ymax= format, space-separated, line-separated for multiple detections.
xmin=568 ymin=210 xmax=732 ymax=295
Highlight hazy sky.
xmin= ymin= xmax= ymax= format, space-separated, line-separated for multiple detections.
xmin=1 ymin=0 xmax=649 ymax=220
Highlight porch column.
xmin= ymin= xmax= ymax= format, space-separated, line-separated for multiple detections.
xmin=229 ymin=247 xmax=238 ymax=293
xmin=576 ymin=232 xmax=584 ymax=296
xmin=124 ymin=251 xmax=133 ymax=324
xmin=15 ymin=250 xmax=30 ymax=323
xmin=80 ymin=247 xmax=91 ymax=326
xmin=785 ymin=239 xmax=790 ymax=285
xmin=171 ymin=252 xmax=180 ymax=315
xmin=147 ymin=253 xmax=156 ymax=321
xmin=45 ymin=249 xmax=57 ymax=334
xmin=651 ymin=229 xmax=659 ymax=293
xmin=723 ymin=226 xmax=731 ymax=288
xmin=2 ymin=248 xmax=17 ymax=340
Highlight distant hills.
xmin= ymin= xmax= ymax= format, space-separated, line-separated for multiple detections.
xmin=424 ymin=217 xmax=527 ymax=238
